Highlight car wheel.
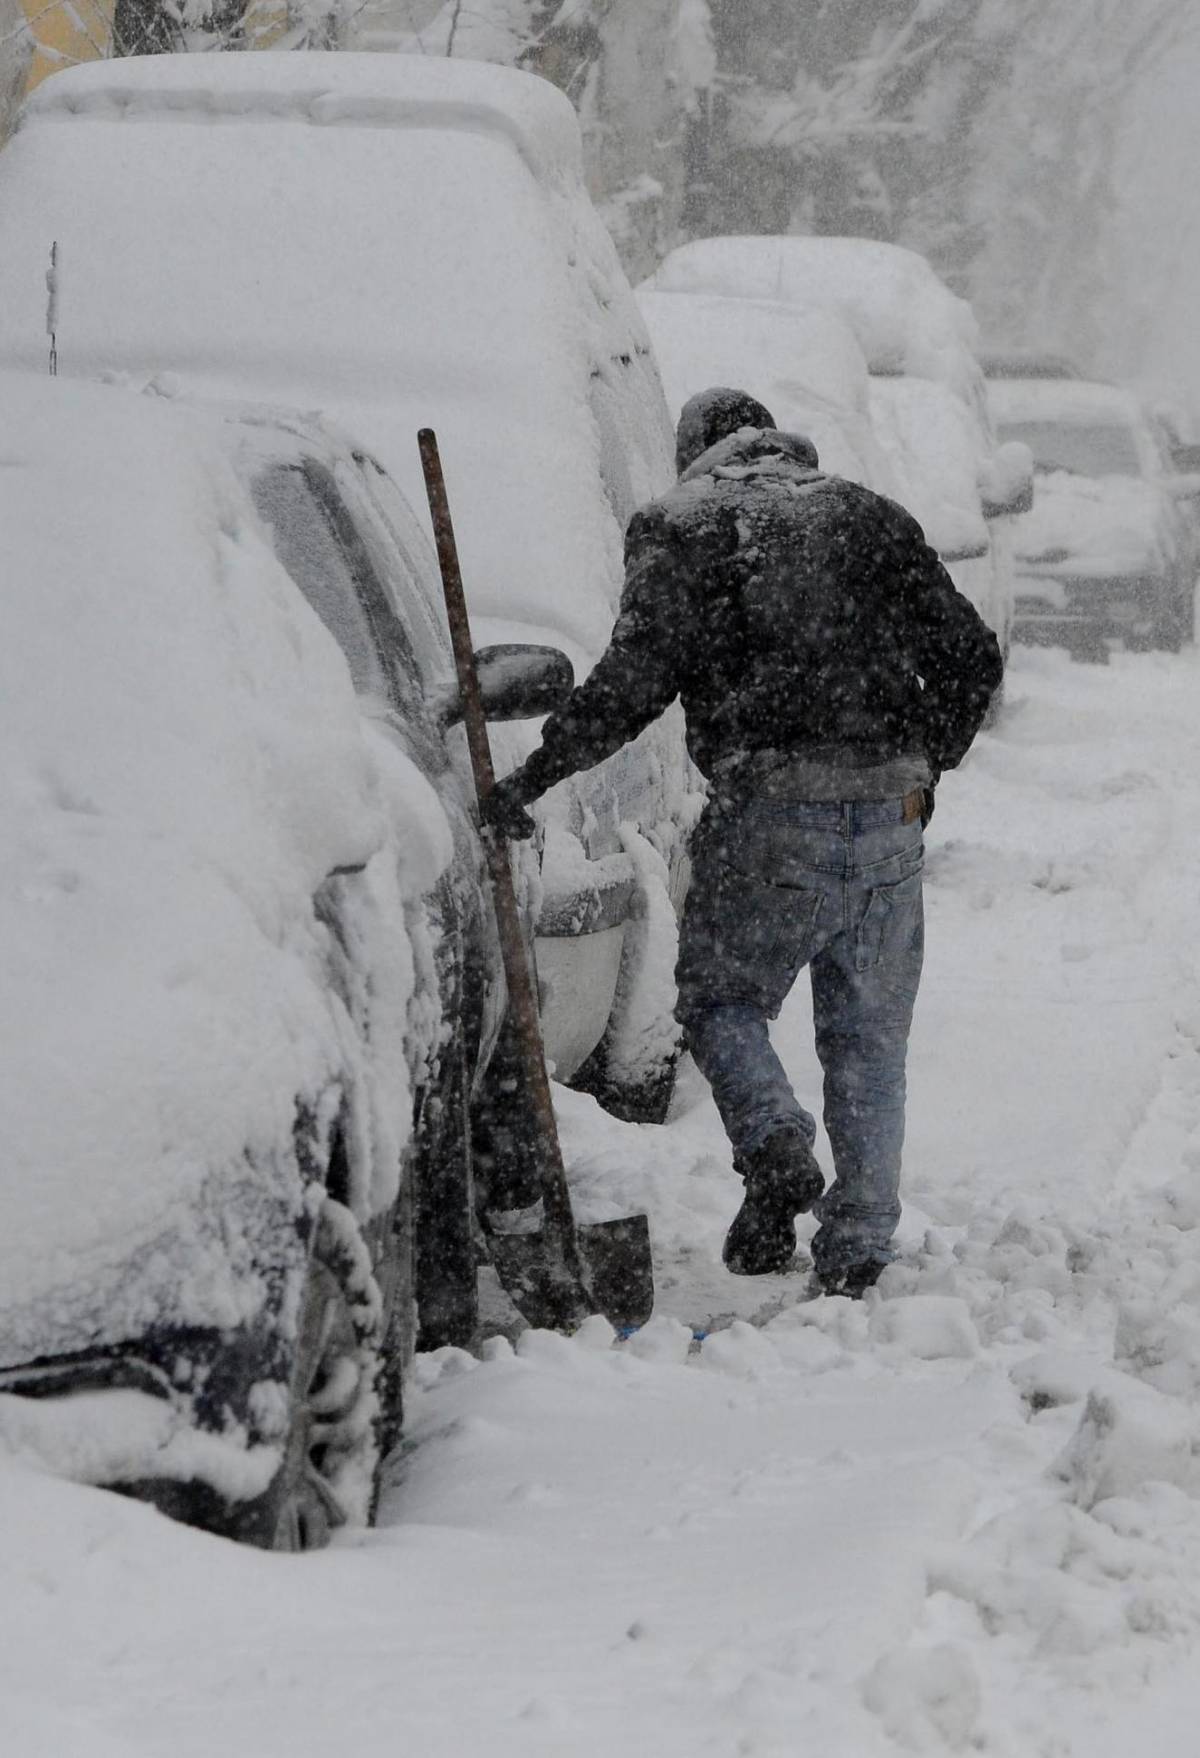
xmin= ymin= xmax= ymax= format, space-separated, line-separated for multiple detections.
xmin=216 ymin=1198 xmax=383 ymax=1552
xmin=267 ymin=1253 xmax=364 ymax=1551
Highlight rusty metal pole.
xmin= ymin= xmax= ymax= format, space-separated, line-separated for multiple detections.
xmin=417 ymin=429 xmax=592 ymax=1329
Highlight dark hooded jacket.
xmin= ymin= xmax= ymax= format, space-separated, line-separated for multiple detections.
xmin=516 ymin=428 xmax=1003 ymax=802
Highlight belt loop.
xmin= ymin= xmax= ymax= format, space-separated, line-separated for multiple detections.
xmin=902 ymin=788 xmax=922 ymax=824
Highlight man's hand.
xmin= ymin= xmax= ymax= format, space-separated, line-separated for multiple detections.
xmin=481 ymin=776 xmax=537 ymax=842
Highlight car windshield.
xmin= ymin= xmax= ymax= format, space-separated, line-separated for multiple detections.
xmin=996 ymin=419 xmax=1141 ymax=478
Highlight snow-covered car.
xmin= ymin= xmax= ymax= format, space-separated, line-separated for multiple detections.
xmin=635 ymin=286 xmax=900 ymax=495
xmin=0 ymin=373 xmax=588 ymax=1547
xmin=988 ymin=377 xmax=1200 ymax=653
xmin=0 ymin=52 xmax=699 ymax=1120
xmin=640 ymin=235 xmax=1033 ymax=658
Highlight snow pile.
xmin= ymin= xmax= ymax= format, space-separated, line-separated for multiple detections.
xmin=0 ymin=373 xmax=442 ymax=1369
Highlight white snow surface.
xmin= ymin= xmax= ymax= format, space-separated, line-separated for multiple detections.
xmin=1009 ymin=472 xmax=1170 ymax=577
xmin=0 ymin=375 xmax=444 ymax=1365
xmin=636 ymin=286 xmax=901 ymax=494
xmin=0 ymin=53 xmax=675 ymax=664
xmin=6 ymin=645 xmax=1200 ymax=1752
xmin=643 ymin=234 xmax=984 ymax=408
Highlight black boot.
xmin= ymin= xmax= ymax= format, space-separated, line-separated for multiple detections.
xmin=815 ymin=1259 xmax=886 ymax=1300
xmin=723 ymin=1128 xmax=824 ymax=1276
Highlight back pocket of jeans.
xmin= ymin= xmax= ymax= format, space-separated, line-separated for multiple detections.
xmin=679 ymin=865 xmax=823 ymax=1018
xmin=855 ymin=871 xmax=923 ymax=974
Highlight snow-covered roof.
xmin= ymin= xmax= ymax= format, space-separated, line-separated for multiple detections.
xmin=636 ymin=286 xmax=900 ymax=495
xmin=642 ymin=234 xmax=982 ymax=405
xmin=0 ymin=53 xmax=673 ymax=667
xmin=0 ymin=371 xmax=439 ymax=1365
xmin=987 ymin=377 xmax=1147 ymax=427
xmin=20 ymin=49 xmax=585 ymax=189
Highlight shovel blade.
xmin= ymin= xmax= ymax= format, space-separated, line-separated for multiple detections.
xmin=489 ymin=1214 xmax=654 ymax=1333
xmin=578 ymin=1214 xmax=654 ymax=1330
xmin=487 ymin=1232 xmax=595 ymax=1335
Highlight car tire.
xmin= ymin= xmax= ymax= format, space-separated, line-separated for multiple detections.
xmin=264 ymin=1251 xmax=367 ymax=1551
xmin=166 ymin=1200 xmax=383 ymax=1552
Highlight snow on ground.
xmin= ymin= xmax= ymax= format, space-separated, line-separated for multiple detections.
xmin=5 ymin=644 xmax=1200 ymax=1755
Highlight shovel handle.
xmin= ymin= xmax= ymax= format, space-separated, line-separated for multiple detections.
xmin=417 ymin=430 xmax=585 ymax=1263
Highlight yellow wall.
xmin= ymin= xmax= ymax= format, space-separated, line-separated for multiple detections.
xmin=19 ymin=0 xmax=116 ymax=91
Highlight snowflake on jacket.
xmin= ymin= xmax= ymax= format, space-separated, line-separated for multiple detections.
xmin=516 ymin=427 xmax=1003 ymax=803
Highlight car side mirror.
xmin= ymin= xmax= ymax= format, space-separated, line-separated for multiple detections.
xmin=981 ymin=441 xmax=1035 ymax=519
xmin=441 ymin=643 xmax=574 ymax=725
xmin=1166 ymin=472 xmax=1200 ymax=502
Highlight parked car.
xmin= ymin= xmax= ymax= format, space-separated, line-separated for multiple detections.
xmin=0 ymin=372 xmax=590 ymax=1548
xmin=640 ymin=235 xmax=1033 ymax=660
xmin=988 ymin=376 xmax=1200 ymax=653
xmin=0 ymin=50 xmax=699 ymax=1121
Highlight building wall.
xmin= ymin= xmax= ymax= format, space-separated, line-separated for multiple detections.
xmin=1 ymin=0 xmax=31 ymax=137
xmin=17 ymin=0 xmax=115 ymax=95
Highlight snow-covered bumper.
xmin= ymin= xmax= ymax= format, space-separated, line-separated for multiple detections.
xmin=0 ymin=1327 xmax=287 ymax=1518
xmin=1012 ymin=568 xmax=1182 ymax=649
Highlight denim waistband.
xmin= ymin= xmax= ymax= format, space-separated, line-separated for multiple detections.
xmin=734 ymin=794 xmax=921 ymax=832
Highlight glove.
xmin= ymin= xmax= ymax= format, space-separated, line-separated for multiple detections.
xmin=481 ymin=775 xmax=537 ymax=842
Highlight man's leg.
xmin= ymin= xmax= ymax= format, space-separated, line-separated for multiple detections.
xmin=675 ymin=807 xmax=827 ymax=1157
xmin=683 ymin=1003 xmax=814 ymax=1160
xmin=809 ymin=868 xmax=923 ymax=1281
xmin=675 ymin=807 xmax=832 ymax=1271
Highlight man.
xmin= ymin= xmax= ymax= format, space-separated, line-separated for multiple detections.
xmin=485 ymin=388 xmax=1002 ymax=1297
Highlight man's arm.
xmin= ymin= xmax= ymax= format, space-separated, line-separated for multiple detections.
xmin=889 ymin=508 xmax=1004 ymax=776
xmin=494 ymin=508 xmax=686 ymax=819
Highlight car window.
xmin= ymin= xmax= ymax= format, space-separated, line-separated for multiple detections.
xmin=251 ymin=461 xmax=425 ymax=717
xmin=997 ymin=420 xmax=1141 ymax=478
xmin=348 ymin=455 xmax=455 ymax=687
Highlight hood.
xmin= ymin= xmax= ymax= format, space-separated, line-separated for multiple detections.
xmin=1014 ymin=470 xmax=1169 ymax=577
xmin=680 ymin=427 xmax=822 ymax=486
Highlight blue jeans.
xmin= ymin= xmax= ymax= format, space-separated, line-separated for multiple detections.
xmin=675 ymin=796 xmax=925 ymax=1273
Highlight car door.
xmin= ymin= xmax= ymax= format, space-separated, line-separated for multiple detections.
xmin=244 ymin=448 xmax=500 ymax=1096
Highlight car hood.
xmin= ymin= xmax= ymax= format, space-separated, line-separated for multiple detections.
xmin=1013 ymin=471 xmax=1168 ymax=575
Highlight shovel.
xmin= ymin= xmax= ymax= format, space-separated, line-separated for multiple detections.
xmin=417 ymin=429 xmax=654 ymax=1333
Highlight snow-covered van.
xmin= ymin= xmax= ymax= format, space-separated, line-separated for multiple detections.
xmin=641 ymin=235 xmax=1033 ymax=657
xmin=988 ymin=376 xmax=1200 ymax=652
xmin=0 ymin=52 xmax=698 ymax=1114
